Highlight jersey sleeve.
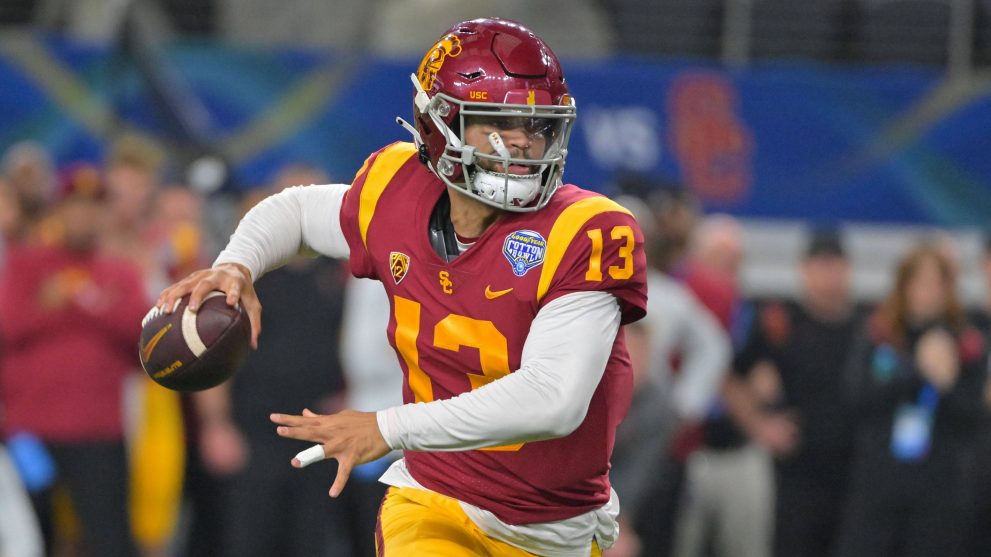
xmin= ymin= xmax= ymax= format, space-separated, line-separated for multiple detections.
xmin=537 ymin=198 xmax=648 ymax=325
xmin=339 ymin=142 xmax=419 ymax=280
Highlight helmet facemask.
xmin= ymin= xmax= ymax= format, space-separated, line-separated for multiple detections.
xmin=407 ymin=75 xmax=577 ymax=213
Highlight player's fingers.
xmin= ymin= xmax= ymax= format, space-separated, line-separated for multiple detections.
xmin=225 ymin=283 xmax=241 ymax=307
xmin=292 ymin=444 xmax=326 ymax=469
xmin=160 ymin=270 xmax=205 ymax=312
xmin=302 ymin=408 xmax=318 ymax=417
xmin=270 ymin=413 xmax=311 ymax=427
xmin=158 ymin=282 xmax=186 ymax=313
xmin=188 ymin=278 xmax=218 ymax=313
xmin=275 ymin=425 xmax=327 ymax=443
xmin=241 ymin=293 xmax=263 ymax=349
xmin=329 ymin=455 xmax=354 ymax=498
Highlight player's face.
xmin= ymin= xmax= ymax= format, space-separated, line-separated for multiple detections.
xmin=463 ymin=118 xmax=550 ymax=175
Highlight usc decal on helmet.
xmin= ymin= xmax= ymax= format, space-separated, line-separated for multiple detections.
xmin=417 ymin=34 xmax=463 ymax=91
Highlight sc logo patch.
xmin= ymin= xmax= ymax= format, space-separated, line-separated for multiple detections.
xmin=502 ymin=230 xmax=546 ymax=277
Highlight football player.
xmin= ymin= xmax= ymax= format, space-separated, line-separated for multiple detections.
xmin=158 ymin=18 xmax=647 ymax=556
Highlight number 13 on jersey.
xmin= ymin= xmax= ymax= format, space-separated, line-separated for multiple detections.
xmin=586 ymin=225 xmax=635 ymax=281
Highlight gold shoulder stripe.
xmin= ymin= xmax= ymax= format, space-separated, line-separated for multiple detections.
xmin=537 ymin=196 xmax=633 ymax=302
xmin=358 ymin=142 xmax=418 ymax=247
xmin=351 ymin=153 xmax=373 ymax=184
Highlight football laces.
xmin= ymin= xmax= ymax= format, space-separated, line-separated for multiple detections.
xmin=142 ymin=299 xmax=182 ymax=327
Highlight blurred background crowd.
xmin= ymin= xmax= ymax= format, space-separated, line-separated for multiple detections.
xmin=0 ymin=1 xmax=990 ymax=557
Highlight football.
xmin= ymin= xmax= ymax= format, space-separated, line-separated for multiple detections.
xmin=139 ymin=291 xmax=250 ymax=391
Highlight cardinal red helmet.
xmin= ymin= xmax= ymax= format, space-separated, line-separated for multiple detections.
xmin=402 ymin=18 xmax=576 ymax=212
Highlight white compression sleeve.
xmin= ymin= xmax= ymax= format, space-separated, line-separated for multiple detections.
xmin=376 ymin=291 xmax=622 ymax=451
xmin=213 ymin=184 xmax=350 ymax=279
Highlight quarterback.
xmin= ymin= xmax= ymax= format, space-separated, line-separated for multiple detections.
xmin=158 ymin=18 xmax=647 ymax=557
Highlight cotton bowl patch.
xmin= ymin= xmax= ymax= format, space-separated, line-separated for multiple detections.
xmin=503 ymin=230 xmax=546 ymax=277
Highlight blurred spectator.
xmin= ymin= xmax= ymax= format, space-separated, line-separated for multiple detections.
xmin=613 ymin=190 xmax=730 ymax=557
xmin=1 ymin=142 xmax=56 ymax=229
xmin=683 ymin=214 xmax=744 ymax=328
xmin=606 ymin=321 xmax=668 ymax=557
xmin=672 ymin=214 xmax=774 ymax=557
xmin=148 ymin=185 xmax=209 ymax=283
xmin=336 ymin=276 xmax=405 ymax=557
xmin=102 ymin=134 xmax=168 ymax=289
xmin=0 ymin=177 xmax=26 ymax=243
xmin=835 ymin=244 xmax=986 ymax=557
xmin=0 ymin=177 xmax=24 ymax=273
xmin=723 ymin=228 xmax=864 ymax=557
xmin=190 ymin=174 xmax=350 ymax=557
xmin=0 ymin=441 xmax=45 ymax=557
xmin=971 ymin=232 xmax=991 ymax=334
xmin=0 ymin=193 xmax=147 ymax=557
xmin=967 ymin=232 xmax=991 ymax=557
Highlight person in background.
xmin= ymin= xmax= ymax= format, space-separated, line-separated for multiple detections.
xmin=605 ymin=320 xmax=669 ymax=557
xmin=966 ymin=232 xmax=991 ymax=557
xmin=723 ymin=228 xmax=864 ymax=557
xmin=0 ymin=142 xmax=56 ymax=231
xmin=608 ymin=190 xmax=730 ymax=557
xmin=0 ymin=192 xmax=147 ymax=557
xmin=671 ymin=214 xmax=773 ymax=557
xmin=834 ymin=244 xmax=986 ymax=557
xmin=336 ymin=275 xmax=405 ymax=557
xmin=969 ymin=232 xmax=991 ymax=334
xmin=681 ymin=214 xmax=744 ymax=329
xmin=0 ymin=178 xmax=25 ymax=241
xmin=674 ymin=215 xmax=774 ymax=557
xmin=101 ymin=134 xmax=168 ymax=293
xmin=0 ymin=178 xmax=24 ymax=271
xmin=192 ymin=174 xmax=350 ymax=557
xmin=129 ymin=184 xmax=211 ymax=557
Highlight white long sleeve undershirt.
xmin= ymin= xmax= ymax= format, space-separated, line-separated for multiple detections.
xmin=214 ymin=184 xmax=350 ymax=280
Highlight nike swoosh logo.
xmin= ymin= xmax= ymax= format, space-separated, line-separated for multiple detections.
xmin=141 ymin=323 xmax=172 ymax=361
xmin=484 ymin=286 xmax=514 ymax=299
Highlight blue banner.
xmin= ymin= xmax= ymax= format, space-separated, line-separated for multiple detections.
xmin=1 ymin=36 xmax=989 ymax=225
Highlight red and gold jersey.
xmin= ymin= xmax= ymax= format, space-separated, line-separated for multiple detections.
xmin=340 ymin=142 xmax=648 ymax=525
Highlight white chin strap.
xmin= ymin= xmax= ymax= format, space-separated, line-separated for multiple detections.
xmin=472 ymin=132 xmax=540 ymax=207
xmin=472 ymin=168 xmax=540 ymax=207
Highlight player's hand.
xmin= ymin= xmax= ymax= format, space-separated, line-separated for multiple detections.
xmin=156 ymin=263 xmax=262 ymax=349
xmin=270 ymin=408 xmax=391 ymax=498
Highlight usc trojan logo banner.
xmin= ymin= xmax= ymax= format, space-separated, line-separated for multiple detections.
xmin=390 ymin=251 xmax=410 ymax=284
xmin=417 ymin=34 xmax=462 ymax=91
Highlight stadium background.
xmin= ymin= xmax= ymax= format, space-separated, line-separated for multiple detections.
xmin=0 ymin=1 xmax=990 ymax=556
xmin=2 ymin=0 xmax=991 ymax=299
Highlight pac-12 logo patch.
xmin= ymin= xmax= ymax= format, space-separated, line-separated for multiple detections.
xmin=389 ymin=252 xmax=410 ymax=284
xmin=502 ymin=230 xmax=546 ymax=277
